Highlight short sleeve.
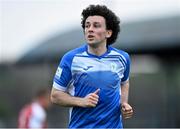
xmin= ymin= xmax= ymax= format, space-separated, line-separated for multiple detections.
xmin=121 ymin=53 xmax=131 ymax=84
xmin=53 ymin=54 xmax=73 ymax=91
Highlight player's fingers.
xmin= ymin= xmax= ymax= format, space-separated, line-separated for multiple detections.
xmin=122 ymin=108 xmax=133 ymax=113
xmin=121 ymin=107 xmax=126 ymax=112
xmin=122 ymin=109 xmax=133 ymax=114
xmin=88 ymin=102 xmax=97 ymax=107
xmin=124 ymin=105 xmax=132 ymax=111
xmin=91 ymin=101 xmax=98 ymax=105
xmin=93 ymin=89 xmax=100 ymax=95
xmin=89 ymin=96 xmax=99 ymax=102
xmin=122 ymin=111 xmax=133 ymax=116
xmin=122 ymin=112 xmax=133 ymax=118
xmin=87 ymin=93 xmax=99 ymax=99
xmin=126 ymin=107 xmax=132 ymax=111
xmin=122 ymin=105 xmax=132 ymax=111
xmin=87 ymin=98 xmax=98 ymax=106
xmin=124 ymin=115 xmax=133 ymax=119
xmin=90 ymin=93 xmax=99 ymax=99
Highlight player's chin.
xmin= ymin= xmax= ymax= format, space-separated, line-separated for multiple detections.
xmin=87 ymin=38 xmax=101 ymax=44
xmin=86 ymin=39 xmax=95 ymax=43
xmin=87 ymin=41 xmax=98 ymax=46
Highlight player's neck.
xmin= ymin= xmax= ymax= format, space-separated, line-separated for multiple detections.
xmin=87 ymin=42 xmax=107 ymax=56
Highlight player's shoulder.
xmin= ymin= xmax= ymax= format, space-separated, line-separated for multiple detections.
xmin=109 ymin=46 xmax=130 ymax=60
xmin=65 ymin=44 xmax=86 ymax=56
xmin=61 ymin=44 xmax=86 ymax=61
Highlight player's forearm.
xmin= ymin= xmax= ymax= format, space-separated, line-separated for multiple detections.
xmin=51 ymin=88 xmax=83 ymax=107
xmin=121 ymin=81 xmax=129 ymax=104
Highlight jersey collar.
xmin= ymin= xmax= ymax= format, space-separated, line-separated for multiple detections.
xmin=85 ymin=44 xmax=111 ymax=59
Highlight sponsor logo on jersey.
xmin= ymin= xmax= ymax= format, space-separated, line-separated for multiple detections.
xmin=83 ymin=66 xmax=93 ymax=71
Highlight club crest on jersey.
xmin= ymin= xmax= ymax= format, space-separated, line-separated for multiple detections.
xmin=110 ymin=62 xmax=117 ymax=72
xmin=55 ymin=67 xmax=62 ymax=78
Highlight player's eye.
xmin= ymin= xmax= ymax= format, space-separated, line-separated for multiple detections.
xmin=85 ymin=24 xmax=90 ymax=28
xmin=94 ymin=23 xmax=101 ymax=28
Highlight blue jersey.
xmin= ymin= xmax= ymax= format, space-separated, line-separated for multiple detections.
xmin=53 ymin=44 xmax=130 ymax=128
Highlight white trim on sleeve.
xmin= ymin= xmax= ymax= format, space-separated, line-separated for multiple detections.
xmin=121 ymin=78 xmax=129 ymax=85
xmin=53 ymin=81 xmax=67 ymax=91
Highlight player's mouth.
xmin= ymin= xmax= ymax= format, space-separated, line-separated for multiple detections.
xmin=87 ymin=35 xmax=95 ymax=39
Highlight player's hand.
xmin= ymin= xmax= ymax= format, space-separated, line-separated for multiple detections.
xmin=121 ymin=102 xmax=133 ymax=119
xmin=81 ymin=89 xmax=100 ymax=108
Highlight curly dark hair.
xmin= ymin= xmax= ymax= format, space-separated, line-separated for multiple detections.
xmin=81 ymin=5 xmax=120 ymax=46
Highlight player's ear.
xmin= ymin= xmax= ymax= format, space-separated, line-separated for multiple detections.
xmin=106 ymin=30 xmax=112 ymax=38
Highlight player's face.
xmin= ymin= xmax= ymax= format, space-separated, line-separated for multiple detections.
xmin=84 ymin=15 xmax=111 ymax=46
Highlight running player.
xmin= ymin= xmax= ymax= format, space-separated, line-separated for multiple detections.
xmin=51 ymin=4 xmax=133 ymax=128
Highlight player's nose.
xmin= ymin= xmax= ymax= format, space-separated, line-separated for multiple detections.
xmin=87 ymin=25 xmax=94 ymax=32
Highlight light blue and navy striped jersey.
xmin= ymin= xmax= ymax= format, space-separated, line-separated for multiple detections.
xmin=53 ymin=44 xmax=130 ymax=128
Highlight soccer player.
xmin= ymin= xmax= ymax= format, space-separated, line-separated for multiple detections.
xmin=18 ymin=88 xmax=51 ymax=128
xmin=51 ymin=4 xmax=133 ymax=128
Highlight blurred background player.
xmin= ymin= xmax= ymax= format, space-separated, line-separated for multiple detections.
xmin=18 ymin=88 xmax=51 ymax=128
